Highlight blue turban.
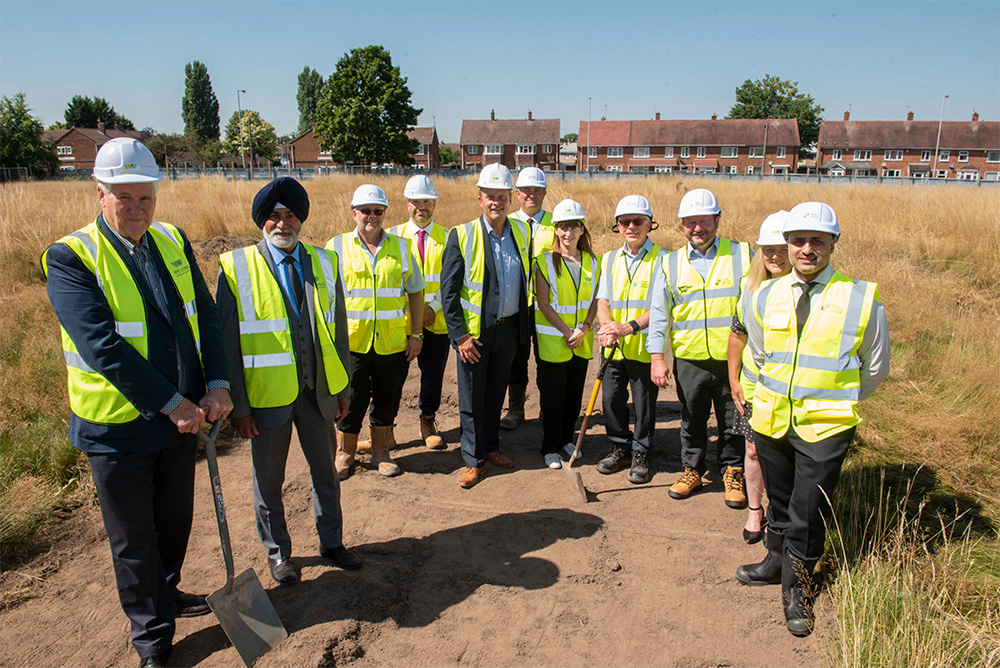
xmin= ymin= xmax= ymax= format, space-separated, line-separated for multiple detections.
xmin=252 ymin=177 xmax=309 ymax=228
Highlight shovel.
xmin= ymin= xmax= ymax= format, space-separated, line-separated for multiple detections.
xmin=197 ymin=419 xmax=288 ymax=667
xmin=563 ymin=342 xmax=618 ymax=504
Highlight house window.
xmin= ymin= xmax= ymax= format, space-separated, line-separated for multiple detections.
xmin=776 ymin=147 xmax=787 ymax=158
xmin=696 ymin=147 xmax=707 ymax=158
xmin=772 ymin=166 xmax=787 ymax=175
xmin=746 ymin=165 xmax=756 ymax=174
xmin=608 ymin=147 xmax=623 ymax=158
xmin=983 ymin=171 xmax=1000 ymax=181
xmin=854 ymin=150 xmax=872 ymax=161
xmin=665 ymin=147 xmax=674 ymax=158
xmin=921 ymin=150 xmax=933 ymax=161
xmin=57 ymin=145 xmax=72 ymax=156
xmin=883 ymin=169 xmax=901 ymax=178
xmin=721 ymin=147 xmax=738 ymax=158
xmin=467 ymin=145 xmax=479 ymax=155
xmin=725 ymin=166 xmax=737 ymax=174
xmin=59 ymin=164 xmax=75 ymax=172
xmin=830 ymin=169 xmax=845 ymax=177
xmin=884 ymin=150 xmax=903 ymax=161
xmin=416 ymin=144 xmax=425 ymax=155
xmin=542 ymin=145 xmax=553 ymax=154
xmin=832 ymin=149 xmax=842 ymax=160
xmin=606 ymin=165 xmax=622 ymax=172
xmin=959 ymin=171 xmax=978 ymax=181
xmin=654 ymin=166 xmax=672 ymax=173
xmin=517 ymin=144 xmax=535 ymax=155
xmin=935 ymin=170 xmax=948 ymax=179
xmin=680 ymin=147 xmax=690 ymax=158
xmin=987 ymin=151 xmax=1000 ymax=163
xmin=748 ymin=147 xmax=764 ymax=158
xmin=485 ymin=144 xmax=502 ymax=155
xmin=628 ymin=165 xmax=648 ymax=173
xmin=588 ymin=147 xmax=597 ymax=158
xmin=633 ymin=147 xmax=650 ymax=158
xmin=939 ymin=150 xmax=950 ymax=161
xmin=958 ymin=150 xmax=969 ymax=162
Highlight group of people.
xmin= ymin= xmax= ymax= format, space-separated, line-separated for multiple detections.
xmin=43 ymin=137 xmax=889 ymax=667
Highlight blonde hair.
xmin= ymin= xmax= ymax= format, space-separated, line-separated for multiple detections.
xmin=745 ymin=245 xmax=790 ymax=291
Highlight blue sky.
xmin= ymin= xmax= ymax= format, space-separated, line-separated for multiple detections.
xmin=2 ymin=1 xmax=997 ymax=143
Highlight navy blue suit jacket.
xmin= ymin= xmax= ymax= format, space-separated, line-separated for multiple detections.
xmin=44 ymin=214 xmax=228 ymax=453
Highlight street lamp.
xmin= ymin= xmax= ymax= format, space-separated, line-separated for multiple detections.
xmin=587 ymin=96 xmax=592 ymax=172
xmin=237 ymin=90 xmax=247 ymax=171
xmin=932 ymin=94 xmax=949 ymax=179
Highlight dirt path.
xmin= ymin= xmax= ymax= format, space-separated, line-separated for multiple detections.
xmin=0 ymin=353 xmax=829 ymax=668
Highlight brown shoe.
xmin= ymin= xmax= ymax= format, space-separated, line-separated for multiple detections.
xmin=723 ymin=466 xmax=747 ymax=509
xmin=371 ymin=425 xmax=401 ymax=477
xmin=668 ymin=466 xmax=703 ymax=499
xmin=499 ymin=384 xmax=527 ymax=430
xmin=485 ymin=450 xmax=514 ymax=468
xmin=335 ymin=430 xmax=358 ymax=479
xmin=419 ymin=413 xmax=446 ymax=450
xmin=459 ymin=466 xmax=485 ymax=488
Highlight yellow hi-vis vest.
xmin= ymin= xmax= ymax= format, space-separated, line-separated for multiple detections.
xmin=533 ymin=251 xmax=600 ymax=363
xmin=388 ymin=221 xmax=448 ymax=336
xmin=218 ymin=244 xmax=349 ymax=408
xmin=42 ymin=220 xmax=202 ymax=424
xmin=510 ymin=210 xmax=554 ymax=259
xmin=454 ymin=217 xmax=530 ymax=339
xmin=736 ymin=284 xmax=759 ymax=399
xmin=602 ymin=243 xmax=663 ymax=362
xmin=663 ymin=239 xmax=751 ymax=361
xmin=750 ymin=271 xmax=879 ymax=443
xmin=327 ymin=231 xmax=413 ymax=355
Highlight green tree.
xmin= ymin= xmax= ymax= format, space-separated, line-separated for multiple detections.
xmin=0 ymin=92 xmax=57 ymax=174
xmin=727 ymin=74 xmax=823 ymax=157
xmin=314 ymin=45 xmax=421 ymax=165
xmin=561 ymin=133 xmax=578 ymax=143
xmin=296 ymin=67 xmax=325 ymax=136
xmin=63 ymin=95 xmax=134 ymax=130
xmin=145 ymin=132 xmax=192 ymax=167
xmin=182 ymin=61 xmax=220 ymax=143
xmin=223 ymin=110 xmax=278 ymax=162
xmin=438 ymin=144 xmax=460 ymax=166
xmin=47 ymin=120 xmax=69 ymax=130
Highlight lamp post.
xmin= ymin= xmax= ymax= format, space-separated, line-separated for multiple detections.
xmin=237 ymin=90 xmax=247 ymax=172
xmin=246 ymin=113 xmax=255 ymax=181
xmin=932 ymin=94 xmax=949 ymax=179
xmin=586 ymin=96 xmax=592 ymax=172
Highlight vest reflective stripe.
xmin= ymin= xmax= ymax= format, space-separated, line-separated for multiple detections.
xmin=220 ymin=244 xmax=349 ymax=408
xmin=388 ymin=222 xmax=449 ymax=335
xmin=664 ymin=239 xmax=750 ymax=361
xmin=602 ymin=244 xmax=663 ymax=362
xmin=43 ymin=220 xmax=201 ymax=424
xmin=533 ymin=251 xmax=598 ymax=362
xmin=454 ymin=217 xmax=529 ymax=338
xmin=328 ymin=232 xmax=411 ymax=354
xmin=750 ymin=272 xmax=878 ymax=443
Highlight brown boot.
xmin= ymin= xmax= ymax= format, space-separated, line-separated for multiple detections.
xmin=357 ymin=425 xmax=396 ymax=454
xmin=370 ymin=425 xmax=401 ymax=477
xmin=419 ymin=413 xmax=446 ymax=450
xmin=335 ymin=430 xmax=358 ymax=479
xmin=499 ymin=384 xmax=527 ymax=430
xmin=723 ymin=466 xmax=748 ymax=509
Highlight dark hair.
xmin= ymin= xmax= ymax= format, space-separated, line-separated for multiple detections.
xmin=551 ymin=222 xmax=594 ymax=277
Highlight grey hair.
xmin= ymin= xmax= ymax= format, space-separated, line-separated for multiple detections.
xmin=96 ymin=180 xmax=161 ymax=196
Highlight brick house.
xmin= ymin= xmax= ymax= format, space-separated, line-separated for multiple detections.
xmin=460 ymin=111 xmax=560 ymax=171
xmin=289 ymin=127 xmax=439 ymax=168
xmin=817 ymin=111 xmax=1000 ymax=180
xmin=44 ymin=122 xmax=147 ymax=175
xmin=576 ymin=115 xmax=801 ymax=174
xmin=408 ymin=127 xmax=439 ymax=169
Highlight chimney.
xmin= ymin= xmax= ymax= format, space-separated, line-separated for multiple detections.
xmin=973 ymin=111 xmax=980 ymax=122
xmin=843 ymin=111 xmax=850 ymax=121
xmin=97 ymin=120 xmax=106 ymax=134
xmin=907 ymin=111 xmax=914 ymax=121
xmin=711 ymin=113 xmax=717 ymax=120
xmin=528 ymin=110 xmax=533 ymax=121
xmin=490 ymin=109 xmax=495 ymax=121
xmin=655 ymin=112 xmax=660 ymax=120
xmin=601 ymin=116 xmax=606 ymax=122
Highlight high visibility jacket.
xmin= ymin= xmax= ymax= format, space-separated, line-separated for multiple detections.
xmin=601 ymin=243 xmax=663 ymax=362
xmin=388 ymin=221 xmax=448 ymax=336
xmin=454 ymin=217 xmax=530 ymax=339
xmin=510 ymin=210 xmax=554 ymax=258
xmin=42 ymin=220 xmax=201 ymax=424
xmin=750 ymin=272 xmax=879 ymax=443
xmin=327 ymin=231 xmax=414 ymax=355
xmin=663 ymin=239 xmax=751 ymax=361
xmin=218 ymin=244 xmax=349 ymax=408
xmin=736 ymin=283 xmax=758 ymax=398
xmin=533 ymin=251 xmax=600 ymax=363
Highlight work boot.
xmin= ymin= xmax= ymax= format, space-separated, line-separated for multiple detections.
xmin=499 ymin=384 xmax=527 ymax=429
xmin=370 ymin=425 xmax=401 ymax=477
xmin=628 ymin=451 xmax=651 ymax=484
xmin=668 ymin=466 xmax=703 ymax=499
xmin=357 ymin=425 xmax=396 ymax=454
xmin=419 ymin=413 xmax=446 ymax=450
xmin=736 ymin=528 xmax=784 ymax=586
xmin=723 ymin=465 xmax=748 ymax=509
xmin=595 ymin=444 xmax=630 ymax=474
xmin=335 ymin=430 xmax=358 ymax=479
xmin=782 ymin=551 xmax=818 ymax=637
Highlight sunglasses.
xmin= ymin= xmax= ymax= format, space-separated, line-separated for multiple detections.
xmin=617 ymin=219 xmax=648 ymax=228
xmin=357 ymin=208 xmax=385 ymax=216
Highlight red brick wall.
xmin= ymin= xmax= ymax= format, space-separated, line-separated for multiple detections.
xmin=817 ymin=145 xmax=999 ymax=178
xmin=53 ymin=130 xmax=100 ymax=172
xmin=578 ymin=144 xmax=798 ymax=174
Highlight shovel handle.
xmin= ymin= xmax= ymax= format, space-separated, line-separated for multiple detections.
xmin=198 ymin=420 xmax=236 ymax=582
xmin=568 ymin=342 xmax=618 ymax=466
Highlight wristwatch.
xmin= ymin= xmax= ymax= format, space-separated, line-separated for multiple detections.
xmin=628 ymin=320 xmax=640 ymax=334
xmin=409 ymin=332 xmax=424 ymax=340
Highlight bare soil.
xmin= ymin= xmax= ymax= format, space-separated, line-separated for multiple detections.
xmin=0 ymin=350 xmax=830 ymax=668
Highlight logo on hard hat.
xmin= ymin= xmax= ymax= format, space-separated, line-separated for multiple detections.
xmin=122 ymin=163 xmax=137 ymax=171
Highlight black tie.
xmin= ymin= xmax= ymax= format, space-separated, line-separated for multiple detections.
xmin=796 ymin=282 xmax=813 ymax=337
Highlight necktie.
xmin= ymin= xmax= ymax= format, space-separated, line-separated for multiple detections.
xmin=283 ymin=256 xmax=304 ymax=316
xmin=416 ymin=229 xmax=426 ymax=263
xmin=796 ymin=282 xmax=813 ymax=337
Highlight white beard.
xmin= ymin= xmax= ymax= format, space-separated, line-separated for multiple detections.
xmin=266 ymin=227 xmax=300 ymax=250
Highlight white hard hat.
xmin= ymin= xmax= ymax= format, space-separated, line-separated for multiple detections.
xmin=757 ymin=211 xmax=789 ymax=246
xmin=477 ymin=163 xmax=514 ymax=190
xmin=403 ymin=174 xmax=438 ymax=200
xmin=351 ymin=184 xmax=389 ymax=208
xmin=784 ymin=202 xmax=840 ymax=239
xmin=552 ymin=198 xmax=586 ymax=224
xmin=677 ymin=188 xmax=721 ymax=218
xmin=515 ymin=167 xmax=547 ymax=189
xmin=93 ymin=137 xmax=161 ymax=184
xmin=614 ymin=195 xmax=653 ymax=219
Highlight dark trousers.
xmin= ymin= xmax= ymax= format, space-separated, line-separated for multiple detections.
xmin=408 ymin=329 xmax=451 ymax=415
xmin=338 ymin=348 xmax=409 ymax=433
xmin=537 ymin=356 xmax=589 ymax=454
xmin=756 ymin=426 xmax=854 ymax=561
xmin=251 ymin=390 xmax=342 ymax=561
xmin=674 ymin=357 xmax=745 ymax=473
xmin=508 ymin=317 xmax=539 ymax=389
xmin=456 ymin=318 xmax=519 ymax=468
xmin=88 ymin=432 xmax=197 ymax=658
xmin=602 ymin=357 xmax=658 ymax=455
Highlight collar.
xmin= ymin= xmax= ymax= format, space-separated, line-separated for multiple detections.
xmin=406 ymin=220 xmax=435 ymax=236
xmin=686 ymin=236 xmax=720 ymax=259
xmin=264 ymin=238 xmax=301 ymax=265
xmin=481 ymin=215 xmax=509 ymax=239
xmin=102 ymin=213 xmax=147 ymax=252
xmin=517 ymin=209 xmax=543 ymax=225
xmin=795 ymin=264 xmax=835 ymax=287
xmin=354 ymin=227 xmax=387 ymax=248
xmin=621 ymin=237 xmax=653 ymax=259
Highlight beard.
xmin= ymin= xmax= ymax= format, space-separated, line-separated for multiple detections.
xmin=266 ymin=227 xmax=300 ymax=250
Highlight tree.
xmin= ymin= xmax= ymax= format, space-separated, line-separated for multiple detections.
xmin=0 ymin=92 xmax=57 ymax=175
xmin=296 ymin=67 xmax=325 ymax=136
xmin=182 ymin=61 xmax=220 ymax=143
xmin=314 ymin=45 xmax=421 ymax=165
xmin=145 ymin=132 xmax=192 ymax=168
xmin=561 ymin=133 xmax=578 ymax=143
xmin=438 ymin=144 xmax=460 ymax=166
xmin=727 ymin=74 xmax=823 ymax=157
xmin=47 ymin=121 xmax=69 ymax=130
xmin=63 ymin=95 xmax=134 ymax=130
xmin=223 ymin=110 xmax=278 ymax=162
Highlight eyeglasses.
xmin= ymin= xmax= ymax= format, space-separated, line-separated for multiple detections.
xmin=357 ymin=208 xmax=385 ymax=216
xmin=617 ymin=219 xmax=648 ymax=228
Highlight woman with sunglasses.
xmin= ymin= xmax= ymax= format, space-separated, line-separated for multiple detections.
xmin=532 ymin=199 xmax=601 ymax=469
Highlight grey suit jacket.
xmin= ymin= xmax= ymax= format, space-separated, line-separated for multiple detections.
xmin=218 ymin=240 xmax=350 ymax=428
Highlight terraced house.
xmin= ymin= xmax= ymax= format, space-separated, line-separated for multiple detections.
xmin=43 ymin=122 xmax=147 ymax=174
xmin=460 ymin=111 xmax=560 ymax=171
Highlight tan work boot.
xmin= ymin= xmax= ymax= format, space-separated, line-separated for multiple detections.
xmin=335 ymin=430 xmax=358 ymax=479
xmin=419 ymin=413 xmax=446 ymax=450
xmin=357 ymin=425 xmax=396 ymax=454
xmin=723 ymin=466 xmax=748 ymax=509
xmin=499 ymin=384 xmax=527 ymax=430
xmin=668 ymin=466 xmax=703 ymax=499
xmin=370 ymin=425 xmax=401 ymax=477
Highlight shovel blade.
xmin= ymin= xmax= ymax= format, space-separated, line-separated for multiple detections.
xmin=561 ymin=462 xmax=589 ymax=504
xmin=207 ymin=568 xmax=287 ymax=667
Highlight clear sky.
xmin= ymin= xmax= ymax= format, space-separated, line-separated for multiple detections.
xmin=2 ymin=0 xmax=997 ymax=143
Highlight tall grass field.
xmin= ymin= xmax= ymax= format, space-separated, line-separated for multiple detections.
xmin=1 ymin=175 xmax=998 ymax=665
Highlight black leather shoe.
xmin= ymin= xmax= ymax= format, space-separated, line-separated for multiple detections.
xmin=138 ymin=652 xmax=169 ymax=668
xmin=170 ymin=589 xmax=210 ymax=618
xmin=595 ymin=445 xmax=629 ymax=475
xmin=320 ymin=545 xmax=363 ymax=570
xmin=628 ymin=451 xmax=650 ymax=484
xmin=269 ymin=557 xmax=298 ymax=586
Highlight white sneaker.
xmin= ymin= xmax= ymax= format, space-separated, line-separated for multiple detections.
xmin=544 ymin=453 xmax=562 ymax=469
xmin=562 ymin=443 xmax=577 ymax=459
